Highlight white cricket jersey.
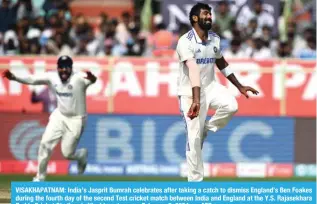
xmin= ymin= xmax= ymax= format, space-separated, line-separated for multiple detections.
xmin=14 ymin=71 xmax=94 ymax=118
xmin=176 ymin=28 xmax=222 ymax=96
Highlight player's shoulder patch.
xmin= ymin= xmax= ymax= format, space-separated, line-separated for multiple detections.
xmin=186 ymin=29 xmax=195 ymax=41
xmin=179 ymin=30 xmax=194 ymax=43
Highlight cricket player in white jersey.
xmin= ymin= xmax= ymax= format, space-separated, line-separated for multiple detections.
xmin=2 ymin=55 xmax=97 ymax=181
xmin=176 ymin=3 xmax=259 ymax=182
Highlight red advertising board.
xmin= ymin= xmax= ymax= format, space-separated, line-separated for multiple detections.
xmin=266 ymin=163 xmax=293 ymax=178
xmin=0 ymin=57 xmax=315 ymax=116
xmin=0 ymin=112 xmax=64 ymax=160
xmin=0 ymin=160 xmax=68 ymax=175
xmin=209 ymin=163 xmax=236 ymax=177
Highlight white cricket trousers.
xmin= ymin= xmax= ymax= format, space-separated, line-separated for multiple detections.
xmin=179 ymin=81 xmax=238 ymax=182
xmin=36 ymin=109 xmax=86 ymax=180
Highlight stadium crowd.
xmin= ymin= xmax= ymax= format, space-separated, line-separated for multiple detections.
xmin=0 ymin=0 xmax=315 ymax=59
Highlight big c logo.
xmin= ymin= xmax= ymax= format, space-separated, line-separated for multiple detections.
xmin=9 ymin=121 xmax=45 ymax=160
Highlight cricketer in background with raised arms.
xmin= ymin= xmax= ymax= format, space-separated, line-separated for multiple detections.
xmin=2 ymin=55 xmax=97 ymax=181
xmin=176 ymin=3 xmax=259 ymax=182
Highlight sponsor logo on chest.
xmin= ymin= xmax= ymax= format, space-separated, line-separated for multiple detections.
xmin=196 ymin=57 xmax=215 ymax=64
xmin=195 ymin=45 xmax=216 ymax=64
xmin=54 ymin=83 xmax=74 ymax=97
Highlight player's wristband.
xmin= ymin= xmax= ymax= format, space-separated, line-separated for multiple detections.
xmin=221 ymin=65 xmax=233 ymax=77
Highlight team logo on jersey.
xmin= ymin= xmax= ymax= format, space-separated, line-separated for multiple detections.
xmin=68 ymin=85 xmax=73 ymax=90
xmin=196 ymin=49 xmax=201 ymax=53
xmin=213 ymin=46 xmax=218 ymax=53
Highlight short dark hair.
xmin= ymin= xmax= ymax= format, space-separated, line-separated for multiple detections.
xmin=189 ymin=3 xmax=212 ymax=26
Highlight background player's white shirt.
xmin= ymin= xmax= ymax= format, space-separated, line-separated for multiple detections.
xmin=14 ymin=71 xmax=93 ymax=117
xmin=176 ymin=28 xmax=223 ymax=96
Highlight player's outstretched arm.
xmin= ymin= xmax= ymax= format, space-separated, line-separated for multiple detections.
xmin=215 ymin=57 xmax=259 ymax=98
xmin=2 ymin=69 xmax=50 ymax=85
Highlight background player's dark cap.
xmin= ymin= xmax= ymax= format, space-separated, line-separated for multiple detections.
xmin=57 ymin=55 xmax=73 ymax=68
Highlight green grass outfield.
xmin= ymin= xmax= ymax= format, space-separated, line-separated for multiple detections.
xmin=0 ymin=175 xmax=315 ymax=203
xmin=1 ymin=174 xmax=316 ymax=185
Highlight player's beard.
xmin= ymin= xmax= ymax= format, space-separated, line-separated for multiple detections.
xmin=58 ymin=69 xmax=72 ymax=83
xmin=198 ymin=17 xmax=212 ymax=31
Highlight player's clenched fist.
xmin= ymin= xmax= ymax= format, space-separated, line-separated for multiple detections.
xmin=187 ymin=102 xmax=200 ymax=119
xmin=2 ymin=69 xmax=15 ymax=80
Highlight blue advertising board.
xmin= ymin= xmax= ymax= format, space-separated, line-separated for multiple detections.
xmin=76 ymin=115 xmax=294 ymax=164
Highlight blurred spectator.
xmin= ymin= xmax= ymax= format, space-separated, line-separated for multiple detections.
xmin=261 ymin=25 xmax=272 ymax=47
xmin=19 ymin=37 xmax=29 ymax=54
xmin=104 ymin=39 xmax=113 ymax=56
xmin=33 ymin=16 xmax=45 ymax=31
xmin=222 ymin=20 xmax=241 ymax=40
xmin=276 ymin=41 xmax=293 ymax=58
xmin=16 ymin=0 xmax=40 ymax=21
xmin=42 ymin=0 xmax=72 ymax=18
xmin=115 ymin=12 xmax=132 ymax=47
xmin=48 ymin=12 xmax=64 ymax=34
xmin=29 ymin=38 xmax=41 ymax=54
xmin=292 ymin=26 xmax=316 ymax=56
xmin=260 ymin=25 xmax=279 ymax=54
xmin=70 ymin=13 xmax=92 ymax=44
xmin=0 ymin=0 xmax=17 ymax=33
xmin=3 ymin=29 xmax=19 ymax=55
xmin=296 ymin=36 xmax=316 ymax=59
xmin=223 ymin=38 xmax=245 ymax=58
xmin=105 ymin=19 xmax=117 ymax=39
xmin=125 ymin=26 xmax=146 ymax=56
xmin=214 ymin=1 xmax=234 ymax=36
xmin=26 ymin=27 xmax=41 ymax=40
xmin=73 ymin=35 xmax=89 ymax=56
xmin=15 ymin=17 xmax=30 ymax=40
xmin=44 ymin=32 xmax=73 ymax=56
xmin=253 ymin=0 xmax=275 ymax=29
xmin=237 ymin=0 xmax=275 ymax=31
xmin=243 ymin=18 xmax=259 ymax=40
xmin=246 ymin=37 xmax=272 ymax=59
xmin=86 ymin=29 xmax=103 ymax=56
xmin=95 ymin=12 xmax=109 ymax=38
